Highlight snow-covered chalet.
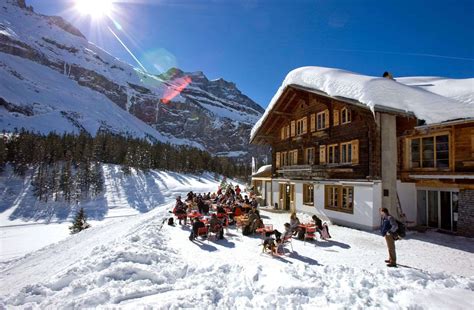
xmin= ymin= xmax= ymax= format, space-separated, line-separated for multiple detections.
xmin=250 ymin=67 xmax=474 ymax=236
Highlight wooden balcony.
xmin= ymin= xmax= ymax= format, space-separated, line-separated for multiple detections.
xmin=276 ymin=163 xmax=355 ymax=179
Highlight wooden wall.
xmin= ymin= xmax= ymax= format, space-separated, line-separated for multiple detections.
xmin=270 ymin=88 xmax=380 ymax=180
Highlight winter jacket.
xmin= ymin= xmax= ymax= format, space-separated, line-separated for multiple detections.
xmin=290 ymin=218 xmax=300 ymax=230
xmin=380 ymin=215 xmax=398 ymax=236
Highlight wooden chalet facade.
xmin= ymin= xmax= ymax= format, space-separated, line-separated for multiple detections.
xmin=251 ymin=83 xmax=474 ymax=235
xmin=251 ymin=84 xmax=417 ymax=230
xmin=397 ymin=119 xmax=474 ymax=236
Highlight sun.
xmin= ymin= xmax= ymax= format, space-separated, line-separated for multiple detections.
xmin=75 ymin=0 xmax=113 ymax=18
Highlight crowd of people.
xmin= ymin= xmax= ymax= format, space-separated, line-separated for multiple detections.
xmin=171 ymin=183 xmax=403 ymax=267
xmin=172 ymin=184 xmax=265 ymax=241
xmin=171 ymin=184 xmax=333 ymax=256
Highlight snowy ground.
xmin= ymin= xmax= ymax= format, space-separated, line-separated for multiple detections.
xmin=1 ymin=199 xmax=473 ymax=308
xmin=0 ymin=164 xmax=230 ymax=261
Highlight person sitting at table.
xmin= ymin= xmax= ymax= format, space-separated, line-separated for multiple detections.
xmin=244 ymin=195 xmax=250 ymax=205
xmin=197 ymin=196 xmax=205 ymax=214
xmin=209 ymin=214 xmax=224 ymax=239
xmin=312 ymin=215 xmax=332 ymax=239
xmin=251 ymin=197 xmax=259 ymax=209
xmin=173 ymin=196 xmax=187 ymax=225
xmin=243 ymin=207 xmax=261 ymax=234
xmin=189 ymin=217 xmax=206 ymax=241
xmin=289 ymin=213 xmax=302 ymax=237
xmin=267 ymin=223 xmax=292 ymax=253
xmin=216 ymin=204 xmax=226 ymax=215
xmin=201 ymin=201 xmax=210 ymax=215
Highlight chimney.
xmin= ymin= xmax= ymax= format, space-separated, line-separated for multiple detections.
xmin=382 ymin=71 xmax=394 ymax=80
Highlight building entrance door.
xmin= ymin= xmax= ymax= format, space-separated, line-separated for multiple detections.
xmin=279 ymin=183 xmax=295 ymax=211
xmin=417 ymin=189 xmax=458 ymax=231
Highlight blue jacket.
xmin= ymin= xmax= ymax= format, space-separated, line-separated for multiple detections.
xmin=380 ymin=215 xmax=398 ymax=236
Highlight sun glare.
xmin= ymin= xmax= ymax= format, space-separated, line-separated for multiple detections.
xmin=75 ymin=0 xmax=113 ymax=18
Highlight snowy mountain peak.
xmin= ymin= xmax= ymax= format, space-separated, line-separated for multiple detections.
xmin=0 ymin=0 xmax=267 ymax=160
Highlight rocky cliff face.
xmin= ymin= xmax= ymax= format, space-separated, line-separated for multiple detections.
xmin=0 ymin=0 xmax=268 ymax=161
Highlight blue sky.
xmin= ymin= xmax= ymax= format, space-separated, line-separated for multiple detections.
xmin=29 ymin=0 xmax=474 ymax=108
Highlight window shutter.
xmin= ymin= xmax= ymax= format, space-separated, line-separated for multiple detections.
xmin=324 ymin=110 xmax=330 ymax=128
xmin=280 ymin=128 xmax=284 ymax=140
xmin=310 ymin=114 xmax=316 ymax=132
xmin=276 ymin=152 xmax=280 ymax=168
xmin=319 ymin=145 xmax=326 ymax=164
xmin=286 ymin=125 xmax=290 ymax=138
xmin=333 ymin=110 xmax=339 ymax=126
xmin=302 ymin=117 xmax=307 ymax=134
xmin=294 ymin=150 xmax=298 ymax=165
xmin=290 ymin=121 xmax=296 ymax=137
xmin=351 ymin=140 xmax=359 ymax=164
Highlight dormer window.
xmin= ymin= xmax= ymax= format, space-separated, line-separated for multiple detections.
xmin=341 ymin=107 xmax=351 ymax=124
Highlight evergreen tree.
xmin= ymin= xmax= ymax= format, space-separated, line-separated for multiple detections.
xmin=69 ymin=207 xmax=91 ymax=234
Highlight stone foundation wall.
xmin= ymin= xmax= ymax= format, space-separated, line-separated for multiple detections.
xmin=457 ymin=190 xmax=474 ymax=238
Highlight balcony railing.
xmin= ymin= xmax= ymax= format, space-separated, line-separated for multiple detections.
xmin=276 ymin=163 xmax=355 ymax=178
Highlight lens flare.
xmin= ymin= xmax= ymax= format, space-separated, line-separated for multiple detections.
xmin=142 ymin=48 xmax=178 ymax=74
xmin=75 ymin=0 xmax=113 ymax=18
xmin=161 ymin=76 xmax=192 ymax=104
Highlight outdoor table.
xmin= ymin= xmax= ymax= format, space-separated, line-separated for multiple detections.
xmin=187 ymin=212 xmax=202 ymax=224
xmin=298 ymin=223 xmax=315 ymax=229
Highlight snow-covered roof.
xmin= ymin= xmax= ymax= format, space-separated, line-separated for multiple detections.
xmin=252 ymin=165 xmax=272 ymax=178
xmin=251 ymin=67 xmax=474 ymax=141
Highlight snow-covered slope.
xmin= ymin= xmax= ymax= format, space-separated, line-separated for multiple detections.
xmin=251 ymin=67 xmax=474 ymax=140
xmin=1 ymin=206 xmax=473 ymax=308
xmin=0 ymin=0 xmax=265 ymax=158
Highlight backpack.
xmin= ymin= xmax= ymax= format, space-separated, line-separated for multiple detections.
xmin=395 ymin=220 xmax=406 ymax=238
xmin=168 ymin=217 xmax=174 ymax=226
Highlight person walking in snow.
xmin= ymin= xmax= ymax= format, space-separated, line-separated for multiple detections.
xmin=380 ymin=207 xmax=398 ymax=267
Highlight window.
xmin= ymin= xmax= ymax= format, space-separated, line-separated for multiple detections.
xmin=410 ymin=134 xmax=450 ymax=169
xmin=280 ymin=125 xmax=290 ymax=140
xmin=288 ymin=149 xmax=298 ymax=165
xmin=327 ymin=144 xmax=338 ymax=164
xmin=325 ymin=185 xmax=354 ymax=213
xmin=341 ymin=108 xmax=351 ymax=124
xmin=342 ymin=187 xmax=354 ymax=210
xmin=305 ymin=147 xmax=315 ymax=165
xmin=275 ymin=152 xmax=280 ymax=168
xmin=296 ymin=117 xmax=307 ymax=135
xmin=317 ymin=110 xmax=329 ymax=130
xmin=303 ymin=184 xmax=314 ymax=205
xmin=326 ymin=186 xmax=339 ymax=209
xmin=340 ymin=142 xmax=352 ymax=163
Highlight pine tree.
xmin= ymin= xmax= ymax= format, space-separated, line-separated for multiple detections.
xmin=69 ymin=207 xmax=91 ymax=234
